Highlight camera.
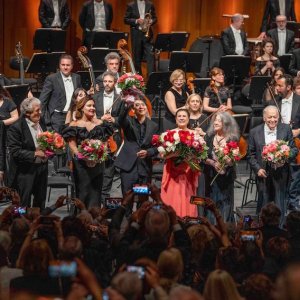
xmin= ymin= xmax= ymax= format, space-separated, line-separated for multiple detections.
xmin=48 ymin=260 xmax=77 ymax=277
xmin=190 ymin=196 xmax=208 ymax=206
xmin=12 ymin=206 xmax=27 ymax=216
xmin=105 ymin=197 xmax=122 ymax=210
xmin=240 ymin=230 xmax=257 ymax=241
xmin=132 ymin=185 xmax=150 ymax=195
xmin=126 ymin=265 xmax=145 ymax=279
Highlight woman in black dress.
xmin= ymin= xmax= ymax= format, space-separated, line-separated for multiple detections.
xmin=255 ymin=38 xmax=280 ymax=76
xmin=164 ymin=69 xmax=189 ymax=130
xmin=203 ymin=67 xmax=232 ymax=115
xmin=62 ymin=97 xmax=113 ymax=208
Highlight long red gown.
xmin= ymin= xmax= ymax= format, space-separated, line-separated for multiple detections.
xmin=161 ymin=159 xmax=199 ymax=218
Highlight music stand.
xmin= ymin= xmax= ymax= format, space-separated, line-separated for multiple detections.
xmin=169 ymin=51 xmax=203 ymax=73
xmin=33 ymin=28 xmax=67 ymax=52
xmin=146 ymin=72 xmax=172 ymax=132
xmin=4 ymin=84 xmax=29 ymax=112
xmin=88 ymin=48 xmax=119 ymax=71
xmin=26 ymin=52 xmax=64 ymax=74
xmin=191 ymin=78 xmax=210 ymax=97
xmin=77 ymin=71 xmax=102 ymax=91
xmin=248 ymin=76 xmax=271 ymax=105
xmin=219 ymin=55 xmax=251 ymax=88
xmin=154 ymin=32 xmax=190 ymax=52
xmin=90 ymin=31 xmax=129 ymax=49
xmin=279 ymin=54 xmax=292 ymax=73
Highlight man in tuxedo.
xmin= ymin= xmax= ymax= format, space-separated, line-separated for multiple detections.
xmin=248 ymin=105 xmax=298 ymax=224
xmin=95 ymin=52 xmax=121 ymax=93
xmin=267 ymin=15 xmax=295 ymax=56
xmin=124 ymin=0 xmax=157 ymax=76
xmin=114 ymin=98 xmax=158 ymax=195
xmin=7 ymin=97 xmax=48 ymax=209
xmin=259 ymin=0 xmax=297 ymax=39
xmin=276 ymin=75 xmax=300 ymax=210
xmin=39 ymin=54 xmax=81 ymax=133
xmin=221 ymin=14 xmax=249 ymax=56
xmin=289 ymin=48 xmax=300 ymax=77
xmin=79 ymin=0 xmax=113 ymax=48
xmin=38 ymin=0 xmax=71 ymax=30
xmin=93 ymin=71 xmax=122 ymax=202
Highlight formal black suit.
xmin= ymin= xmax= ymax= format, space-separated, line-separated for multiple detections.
xmin=124 ymin=0 xmax=157 ymax=75
xmin=248 ymin=123 xmax=298 ymax=222
xmin=79 ymin=0 xmax=113 ymax=48
xmin=114 ymin=103 xmax=158 ymax=194
xmin=0 ymin=122 xmax=5 ymax=173
xmin=39 ymin=72 xmax=81 ymax=133
xmin=7 ymin=116 xmax=48 ymax=209
xmin=221 ymin=26 xmax=249 ymax=56
xmin=260 ymin=0 xmax=297 ymax=32
xmin=267 ymin=28 xmax=295 ymax=55
xmin=289 ymin=48 xmax=300 ymax=76
xmin=39 ymin=0 xmax=70 ymax=30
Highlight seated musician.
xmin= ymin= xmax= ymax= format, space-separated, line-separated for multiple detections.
xmin=203 ymin=67 xmax=232 ymax=115
xmin=255 ymin=38 xmax=280 ymax=76
xmin=263 ymin=67 xmax=285 ymax=104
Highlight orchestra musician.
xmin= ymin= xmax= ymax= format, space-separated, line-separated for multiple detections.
xmin=221 ymin=13 xmax=249 ymax=56
xmin=263 ymin=67 xmax=285 ymax=103
xmin=289 ymin=48 xmax=300 ymax=77
xmin=248 ymin=105 xmax=298 ymax=224
xmin=255 ymin=38 xmax=280 ymax=76
xmin=203 ymin=67 xmax=232 ymax=115
xmin=124 ymin=0 xmax=157 ymax=76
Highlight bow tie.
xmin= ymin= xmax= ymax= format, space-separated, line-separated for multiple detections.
xmin=282 ymin=99 xmax=292 ymax=104
xmin=266 ymin=129 xmax=276 ymax=135
xmin=233 ymin=29 xmax=241 ymax=34
xmin=104 ymin=93 xmax=113 ymax=98
xmin=64 ymin=77 xmax=72 ymax=82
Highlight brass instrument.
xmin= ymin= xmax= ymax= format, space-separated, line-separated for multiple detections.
xmin=141 ymin=11 xmax=152 ymax=38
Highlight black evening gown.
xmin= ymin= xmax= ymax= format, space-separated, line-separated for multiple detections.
xmin=62 ymin=122 xmax=114 ymax=208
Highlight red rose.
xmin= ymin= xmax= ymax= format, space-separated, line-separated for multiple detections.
xmin=152 ymin=135 xmax=160 ymax=145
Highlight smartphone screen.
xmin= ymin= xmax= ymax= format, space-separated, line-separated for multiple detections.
xmin=240 ymin=231 xmax=257 ymax=241
xmin=13 ymin=206 xmax=27 ymax=216
xmin=105 ymin=197 xmax=122 ymax=209
xmin=190 ymin=196 xmax=207 ymax=206
xmin=132 ymin=185 xmax=150 ymax=195
xmin=126 ymin=265 xmax=145 ymax=279
xmin=48 ymin=260 xmax=77 ymax=277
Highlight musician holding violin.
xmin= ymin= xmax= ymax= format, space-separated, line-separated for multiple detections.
xmin=255 ymin=38 xmax=280 ymax=76
xmin=203 ymin=67 xmax=232 ymax=115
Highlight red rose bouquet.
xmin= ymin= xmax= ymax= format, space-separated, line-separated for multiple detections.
xmin=262 ymin=139 xmax=290 ymax=169
xmin=77 ymin=139 xmax=108 ymax=166
xmin=152 ymin=129 xmax=208 ymax=171
xmin=117 ymin=73 xmax=146 ymax=104
xmin=211 ymin=140 xmax=241 ymax=185
xmin=37 ymin=131 xmax=66 ymax=157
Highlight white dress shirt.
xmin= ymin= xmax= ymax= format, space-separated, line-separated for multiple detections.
xmin=61 ymin=73 xmax=74 ymax=112
xmin=137 ymin=0 xmax=145 ymax=30
xmin=281 ymin=92 xmax=293 ymax=124
xmin=231 ymin=25 xmax=244 ymax=55
xmin=277 ymin=28 xmax=287 ymax=56
xmin=103 ymin=91 xmax=114 ymax=114
xmin=264 ymin=123 xmax=277 ymax=145
xmin=93 ymin=0 xmax=106 ymax=31
xmin=279 ymin=0 xmax=286 ymax=16
xmin=51 ymin=0 xmax=62 ymax=27
xmin=26 ymin=118 xmax=43 ymax=148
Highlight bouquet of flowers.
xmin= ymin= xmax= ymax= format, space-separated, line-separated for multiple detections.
xmin=37 ymin=131 xmax=66 ymax=157
xmin=211 ymin=141 xmax=241 ymax=185
xmin=117 ymin=73 xmax=146 ymax=104
xmin=262 ymin=139 xmax=291 ymax=169
xmin=77 ymin=139 xmax=108 ymax=166
xmin=151 ymin=129 xmax=208 ymax=171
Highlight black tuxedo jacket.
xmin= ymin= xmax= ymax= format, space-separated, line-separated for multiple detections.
xmin=289 ymin=48 xmax=300 ymax=76
xmin=260 ymin=0 xmax=297 ymax=32
xmin=124 ymin=0 xmax=157 ymax=31
xmin=248 ymin=122 xmax=298 ymax=174
xmin=79 ymin=0 xmax=113 ymax=31
xmin=267 ymin=28 xmax=295 ymax=55
xmin=39 ymin=0 xmax=70 ymax=30
xmin=221 ymin=26 xmax=249 ymax=56
xmin=39 ymin=72 xmax=81 ymax=117
xmin=7 ymin=116 xmax=47 ymax=186
xmin=0 ymin=122 xmax=5 ymax=172
xmin=114 ymin=103 xmax=158 ymax=174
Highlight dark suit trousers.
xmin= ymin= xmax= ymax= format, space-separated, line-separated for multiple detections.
xmin=15 ymin=162 xmax=48 ymax=210
xmin=130 ymin=28 xmax=154 ymax=75
xmin=288 ymin=163 xmax=300 ymax=205
xmin=50 ymin=112 xmax=67 ymax=134
xmin=101 ymin=158 xmax=116 ymax=202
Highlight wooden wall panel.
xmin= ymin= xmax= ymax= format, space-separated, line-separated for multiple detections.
xmin=1 ymin=0 xmax=300 ymax=77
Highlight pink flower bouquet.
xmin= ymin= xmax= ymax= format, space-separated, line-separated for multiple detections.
xmin=77 ymin=139 xmax=108 ymax=165
xmin=37 ymin=131 xmax=66 ymax=157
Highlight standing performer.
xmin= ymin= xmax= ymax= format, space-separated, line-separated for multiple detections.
xmin=79 ymin=0 xmax=113 ymax=48
xmin=124 ymin=0 xmax=157 ymax=76
xmin=248 ymin=105 xmax=298 ymax=224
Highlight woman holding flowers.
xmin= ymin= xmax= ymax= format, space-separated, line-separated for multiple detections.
xmin=62 ymin=97 xmax=113 ymax=208
xmin=160 ymin=108 xmax=206 ymax=218
xmin=204 ymin=112 xmax=240 ymax=222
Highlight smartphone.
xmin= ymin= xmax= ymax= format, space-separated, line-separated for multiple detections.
xmin=190 ymin=196 xmax=208 ymax=206
xmin=188 ymin=219 xmax=202 ymax=225
xmin=240 ymin=230 xmax=257 ymax=241
xmin=13 ymin=206 xmax=27 ymax=216
xmin=152 ymin=204 xmax=162 ymax=210
xmin=48 ymin=260 xmax=77 ymax=277
xmin=126 ymin=265 xmax=145 ymax=279
xmin=132 ymin=185 xmax=150 ymax=195
xmin=105 ymin=197 xmax=122 ymax=210
xmin=243 ymin=215 xmax=253 ymax=229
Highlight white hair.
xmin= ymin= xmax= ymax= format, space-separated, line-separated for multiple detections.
xmin=20 ymin=97 xmax=41 ymax=115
